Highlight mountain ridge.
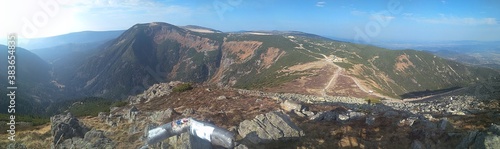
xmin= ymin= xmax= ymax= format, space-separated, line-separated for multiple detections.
xmin=48 ymin=22 xmax=499 ymax=100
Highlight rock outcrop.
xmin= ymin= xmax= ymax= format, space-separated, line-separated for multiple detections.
xmin=149 ymin=108 xmax=174 ymax=123
xmin=238 ymin=111 xmax=305 ymax=144
xmin=310 ymin=109 xmax=366 ymax=122
xmin=457 ymin=124 xmax=500 ymax=149
xmin=51 ymin=113 xmax=89 ymax=145
xmin=51 ymin=113 xmax=115 ymax=149
xmin=128 ymin=82 xmax=182 ymax=104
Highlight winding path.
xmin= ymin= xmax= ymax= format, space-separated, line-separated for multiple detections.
xmin=289 ymin=38 xmax=402 ymax=102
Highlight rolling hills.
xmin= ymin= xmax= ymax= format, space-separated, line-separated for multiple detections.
xmin=48 ymin=22 xmax=499 ymax=100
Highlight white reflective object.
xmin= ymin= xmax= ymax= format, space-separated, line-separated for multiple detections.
xmin=190 ymin=120 xmax=215 ymax=141
xmin=148 ymin=127 xmax=166 ymax=139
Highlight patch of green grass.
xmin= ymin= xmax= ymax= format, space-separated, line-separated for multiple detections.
xmin=173 ymin=83 xmax=193 ymax=92
xmin=365 ymin=98 xmax=381 ymax=104
xmin=111 ymin=101 xmax=128 ymax=107
xmin=333 ymin=62 xmax=354 ymax=70
xmin=67 ymin=97 xmax=113 ymax=117
xmin=0 ymin=113 xmax=50 ymax=126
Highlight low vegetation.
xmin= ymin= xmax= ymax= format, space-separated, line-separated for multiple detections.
xmin=173 ymin=83 xmax=193 ymax=92
xmin=67 ymin=97 xmax=113 ymax=117
xmin=111 ymin=101 xmax=128 ymax=107
xmin=365 ymin=98 xmax=382 ymax=104
xmin=0 ymin=113 xmax=49 ymax=128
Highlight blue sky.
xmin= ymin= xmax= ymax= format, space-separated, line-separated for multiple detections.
xmin=2 ymin=0 xmax=499 ymax=42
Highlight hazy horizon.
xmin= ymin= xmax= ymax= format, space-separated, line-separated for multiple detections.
xmin=2 ymin=0 xmax=500 ymax=42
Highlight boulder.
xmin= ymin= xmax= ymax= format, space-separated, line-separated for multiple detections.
xmin=365 ymin=115 xmax=376 ymax=126
xmin=51 ymin=113 xmax=89 ymax=145
xmin=347 ymin=111 xmax=366 ymax=120
xmin=456 ymin=131 xmax=479 ymax=149
xmin=82 ymin=129 xmax=115 ymax=148
xmin=302 ymin=111 xmax=315 ymax=117
xmin=457 ymin=124 xmax=500 ymax=149
xmin=126 ymin=106 xmax=139 ymax=123
xmin=280 ymin=100 xmax=303 ymax=112
xmin=217 ymin=96 xmax=228 ymax=100
xmin=410 ymin=140 xmax=425 ymax=149
xmin=438 ymin=118 xmax=453 ymax=132
xmin=182 ymin=108 xmax=195 ymax=116
xmin=238 ymin=111 xmax=305 ymax=144
xmin=51 ymin=113 xmax=115 ymax=149
xmin=489 ymin=124 xmax=500 ymax=135
xmin=97 ymin=112 xmax=107 ymax=121
xmin=234 ymin=144 xmax=249 ymax=149
xmin=150 ymin=108 xmax=174 ymax=123
xmin=310 ymin=111 xmax=337 ymax=121
xmin=6 ymin=142 xmax=27 ymax=149
xmin=383 ymin=110 xmax=399 ymax=118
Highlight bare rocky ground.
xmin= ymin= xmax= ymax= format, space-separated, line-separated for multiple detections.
xmin=3 ymin=81 xmax=500 ymax=149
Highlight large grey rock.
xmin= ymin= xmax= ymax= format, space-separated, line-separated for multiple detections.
xmin=238 ymin=111 xmax=305 ymax=144
xmin=489 ymin=124 xmax=500 ymax=135
xmin=97 ymin=112 xmax=107 ymax=122
xmin=51 ymin=113 xmax=89 ymax=145
xmin=51 ymin=114 xmax=115 ymax=149
xmin=483 ymin=135 xmax=500 ymax=149
xmin=6 ymin=142 xmax=27 ymax=149
xmin=182 ymin=108 xmax=195 ymax=116
xmin=310 ymin=111 xmax=337 ymax=121
xmin=438 ymin=118 xmax=453 ymax=132
xmin=310 ymin=110 xmax=365 ymax=122
xmin=347 ymin=111 xmax=366 ymax=120
xmin=127 ymin=106 xmax=139 ymax=123
xmin=280 ymin=100 xmax=303 ymax=112
xmin=234 ymin=144 xmax=249 ymax=149
xmin=365 ymin=115 xmax=376 ymax=126
xmin=150 ymin=108 xmax=174 ymax=123
xmin=457 ymin=124 xmax=500 ymax=149
xmin=456 ymin=131 xmax=479 ymax=149
xmin=383 ymin=110 xmax=399 ymax=118
xmin=82 ymin=129 xmax=115 ymax=148
xmin=410 ymin=140 xmax=425 ymax=149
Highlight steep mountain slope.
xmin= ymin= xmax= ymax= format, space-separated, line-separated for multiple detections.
xmin=67 ymin=22 xmax=225 ymax=98
xmin=61 ymin=22 xmax=498 ymax=99
xmin=0 ymin=45 xmax=59 ymax=115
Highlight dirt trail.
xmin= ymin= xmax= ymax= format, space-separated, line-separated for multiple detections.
xmin=343 ymin=74 xmax=401 ymax=102
xmin=321 ymin=62 xmax=342 ymax=97
xmin=289 ymin=38 xmax=402 ymax=102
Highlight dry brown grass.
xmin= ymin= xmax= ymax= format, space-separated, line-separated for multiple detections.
xmin=0 ymin=124 xmax=52 ymax=149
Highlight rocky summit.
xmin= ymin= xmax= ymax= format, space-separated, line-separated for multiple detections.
xmin=1 ymin=80 xmax=489 ymax=149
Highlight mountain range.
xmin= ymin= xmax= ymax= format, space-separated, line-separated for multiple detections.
xmin=1 ymin=22 xmax=499 ymax=115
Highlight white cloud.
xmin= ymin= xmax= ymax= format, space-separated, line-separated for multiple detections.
xmin=316 ymin=1 xmax=326 ymax=7
xmin=411 ymin=14 xmax=498 ymax=25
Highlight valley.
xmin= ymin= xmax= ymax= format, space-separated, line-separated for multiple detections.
xmin=0 ymin=22 xmax=499 ymax=149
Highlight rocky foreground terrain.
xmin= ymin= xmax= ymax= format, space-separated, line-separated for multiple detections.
xmin=4 ymin=80 xmax=500 ymax=149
